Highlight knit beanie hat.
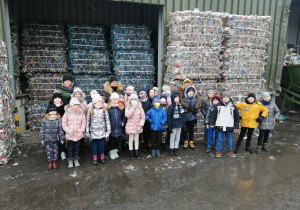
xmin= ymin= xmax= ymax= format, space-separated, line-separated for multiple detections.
xmin=212 ymin=94 xmax=220 ymax=102
xmin=47 ymin=103 xmax=57 ymax=113
xmin=222 ymin=91 xmax=231 ymax=98
xmin=90 ymin=90 xmax=98 ymax=97
xmin=139 ymin=90 xmax=147 ymax=96
xmin=110 ymin=92 xmax=119 ymax=100
xmin=92 ymin=94 xmax=102 ymax=104
xmin=262 ymin=92 xmax=271 ymax=98
xmin=162 ymin=84 xmax=170 ymax=92
xmin=52 ymin=92 xmax=63 ymax=101
xmin=183 ymin=79 xmax=192 ymax=85
xmin=63 ymin=74 xmax=73 ymax=82
xmin=109 ymin=75 xmax=117 ymax=84
xmin=152 ymin=97 xmax=161 ymax=105
xmin=247 ymin=93 xmax=256 ymax=99
xmin=69 ymin=97 xmax=80 ymax=106
xmin=207 ymin=89 xmax=215 ymax=94
xmin=126 ymin=86 xmax=134 ymax=91
xmin=72 ymin=87 xmax=84 ymax=96
xmin=152 ymin=87 xmax=159 ymax=92
xmin=129 ymin=91 xmax=139 ymax=101
xmin=119 ymin=95 xmax=125 ymax=99
xmin=160 ymin=92 xmax=168 ymax=100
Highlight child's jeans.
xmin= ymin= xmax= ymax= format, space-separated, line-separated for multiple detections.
xmin=46 ymin=142 xmax=58 ymax=161
xmin=207 ymin=127 xmax=215 ymax=147
xmin=203 ymin=125 xmax=208 ymax=139
xmin=170 ymin=128 xmax=181 ymax=149
xmin=68 ymin=141 xmax=80 ymax=160
xmin=151 ymin=130 xmax=162 ymax=150
xmin=215 ymin=131 xmax=233 ymax=151
xmin=92 ymin=139 xmax=105 ymax=156
xmin=129 ymin=134 xmax=139 ymax=150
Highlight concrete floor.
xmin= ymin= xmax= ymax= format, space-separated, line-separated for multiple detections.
xmin=0 ymin=115 xmax=300 ymax=209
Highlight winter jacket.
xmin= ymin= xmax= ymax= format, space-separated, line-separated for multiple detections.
xmin=62 ymin=104 xmax=86 ymax=141
xmin=146 ymin=107 xmax=167 ymax=131
xmin=141 ymin=100 xmax=152 ymax=114
xmin=125 ymin=101 xmax=145 ymax=134
xmin=200 ymin=98 xmax=212 ymax=117
xmin=258 ymin=101 xmax=280 ymax=130
xmin=86 ymin=107 xmax=111 ymax=140
xmin=236 ymin=101 xmax=268 ymax=128
xmin=210 ymin=100 xmax=240 ymax=132
xmin=167 ymin=91 xmax=185 ymax=128
xmin=56 ymin=85 xmax=73 ymax=105
xmin=205 ymin=105 xmax=215 ymax=125
xmin=183 ymin=86 xmax=198 ymax=121
xmin=178 ymin=86 xmax=201 ymax=109
xmin=103 ymin=81 xmax=125 ymax=103
xmin=40 ymin=114 xmax=65 ymax=143
xmin=70 ymin=91 xmax=88 ymax=115
xmin=108 ymin=103 xmax=126 ymax=137
xmin=161 ymin=104 xmax=169 ymax=128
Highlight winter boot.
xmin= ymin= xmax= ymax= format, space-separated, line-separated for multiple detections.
xmin=93 ymin=155 xmax=98 ymax=165
xmin=174 ymin=148 xmax=179 ymax=156
xmin=256 ymin=146 xmax=261 ymax=154
xmin=206 ymin=145 xmax=211 ymax=153
xmin=245 ymin=147 xmax=254 ymax=154
xmin=156 ymin=149 xmax=162 ymax=158
xmin=48 ymin=161 xmax=53 ymax=170
xmin=189 ymin=141 xmax=195 ymax=149
xmin=234 ymin=145 xmax=240 ymax=154
xmin=74 ymin=158 xmax=80 ymax=167
xmin=170 ymin=148 xmax=174 ymax=156
xmin=68 ymin=158 xmax=74 ymax=168
xmin=100 ymin=154 xmax=106 ymax=164
xmin=135 ymin=150 xmax=141 ymax=160
xmin=52 ymin=160 xmax=58 ymax=169
xmin=151 ymin=149 xmax=156 ymax=158
xmin=216 ymin=151 xmax=221 ymax=158
xmin=110 ymin=150 xmax=116 ymax=160
xmin=114 ymin=149 xmax=119 ymax=159
xmin=204 ymin=137 xmax=208 ymax=145
xmin=61 ymin=152 xmax=66 ymax=160
xmin=129 ymin=150 xmax=134 ymax=160
xmin=262 ymin=143 xmax=269 ymax=152
xmin=183 ymin=140 xmax=188 ymax=149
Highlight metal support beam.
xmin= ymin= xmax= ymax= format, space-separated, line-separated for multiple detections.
xmin=157 ymin=5 xmax=164 ymax=92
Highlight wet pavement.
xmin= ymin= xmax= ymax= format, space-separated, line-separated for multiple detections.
xmin=1 ymin=115 xmax=300 ymax=209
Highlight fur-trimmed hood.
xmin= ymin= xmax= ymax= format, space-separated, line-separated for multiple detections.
xmin=104 ymin=81 xmax=124 ymax=94
xmin=64 ymin=103 xmax=85 ymax=115
xmin=184 ymin=86 xmax=197 ymax=98
xmin=107 ymin=102 xmax=125 ymax=110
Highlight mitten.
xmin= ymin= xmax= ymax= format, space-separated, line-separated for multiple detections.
xmin=41 ymin=140 xmax=44 ymax=146
xmin=136 ymin=126 xmax=141 ymax=132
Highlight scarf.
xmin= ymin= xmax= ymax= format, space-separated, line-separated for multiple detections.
xmin=94 ymin=104 xmax=103 ymax=109
xmin=49 ymin=115 xmax=57 ymax=121
xmin=63 ymin=85 xmax=73 ymax=91
xmin=261 ymin=100 xmax=272 ymax=105
xmin=112 ymin=86 xmax=118 ymax=91
xmin=173 ymin=102 xmax=184 ymax=119
xmin=139 ymin=97 xmax=147 ymax=103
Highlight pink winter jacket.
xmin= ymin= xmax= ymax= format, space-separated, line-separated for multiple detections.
xmin=81 ymin=101 xmax=88 ymax=116
xmin=125 ymin=101 xmax=145 ymax=134
xmin=62 ymin=104 xmax=86 ymax=141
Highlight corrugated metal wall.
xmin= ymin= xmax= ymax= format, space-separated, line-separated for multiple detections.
xmin=286 ymin=0 xmax=300 ymax=45
xmin=6 ymin=0 xmax=293 ymax=92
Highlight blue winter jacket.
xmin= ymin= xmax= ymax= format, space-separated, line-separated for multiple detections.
xmin=182 ymin=86 xmax=198 ymax=121
xmin=146 ymin=107 xmax=167 ymax=131
xmin=167 ymin=91 xmax=185 ymax=128
xmin=108 ymin=104 xmax=126 ymax=137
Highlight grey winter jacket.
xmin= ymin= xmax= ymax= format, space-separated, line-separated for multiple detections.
xmin=200 ymin=99 xmax=212 ymax=117
xmin=39 ymin=114 xmax=65 ymax=143
xmin=86 ymin=107 xmax=111 ymax=140
xmin=258 ymin=102 xmax=280 ymax=130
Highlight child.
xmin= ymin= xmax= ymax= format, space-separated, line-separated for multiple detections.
xmin=160 ymin=93 xmax=170 ymax=150
xmin=107 ymin=93 xmax=126 ymax=160
xmin=182 ymin=86 xmax=198 ymax=149
xmin=125 ymin=86 xmax=134 ymax=103
xmin=256 ymin=92 xmax=280 ymax=153
xmin=40 ymin=103 xmax=65 ymax=170
xmin=234 ymin=93 xmax=268 ymax=154
xmin=125 ymin=91 xmax=145 ymax=160
xmin=145 ymin=98 xmax=167 ymax=158
xmin=71 ymin=87 xmax=88 ymax=156
xmin=152 ymin=87 xmax=159 ymax=97
xmin=167 ymin=91 xmax=185 ymax=156
xmin=62 ymin=97 xmax=86 ymax=168
xmin=162 ymin=85 xmax=172 ymax=105
xmin=201 ymin=89 xmax=215 ymax=145
xmin=86 ymin=94 xmax=111 ymax=165
xmin=210 ymin=92 xmax=240 ymax=158
xmin=118 ymin=94 xmax=127 ymax=151
xmin=56 ymin=74 xmax=73 ymax=105
xmin=204 ymin=94 xmax=220 ymax=153
xmin=139 ymin=90 xmax=152 ymax=152
xmin=119 ymin=95 xmax=125 ymax=105
xmin=87 ymin=90 xmax=99 ymax=109
xmin=147 ymin=88 xmax=155 ymax=104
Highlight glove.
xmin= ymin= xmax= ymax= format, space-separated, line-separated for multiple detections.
xmin=136 ymin=126 xmax=141 ymax=132
xmin=206 ymin=124 xmax=210 ymax=129
xmin=41 ymin=140 xmax=44 ymax=146
xmin=132 ymin=103 xmax=137 ymax=109
xmin=167 ymin=127 xmax=172 ymax=133
xmin=256 ymin=116 xmax=265 ymax=123
xmin=148 ymin=119 xmax=153 ymax=123
xmin=187 ymin=107 xmax=192 ymax=112
xmin=65 ymin=130 xmax=71 ymax=134
xmin=60 ymin=140 xmax=64 ymax=144
xmin=192 ymin=108 xmax=197 ymax=115
xmin=105 ymin=132 xmax=110 ymax=138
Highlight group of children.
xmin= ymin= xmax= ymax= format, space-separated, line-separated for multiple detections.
xmin=40 ymin=75 xmax=280 ymax=170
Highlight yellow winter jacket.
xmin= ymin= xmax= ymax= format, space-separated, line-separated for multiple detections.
xmin=236 ymin=101 xmax=268 ymax=128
